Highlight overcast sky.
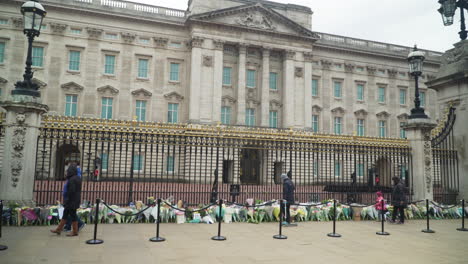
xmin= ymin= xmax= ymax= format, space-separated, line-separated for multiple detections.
xmin=127 ymin=0 xmax=460 ymax=52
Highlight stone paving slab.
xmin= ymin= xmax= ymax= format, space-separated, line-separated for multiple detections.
xmin=0 ymin=220 xmax=466 ymax=264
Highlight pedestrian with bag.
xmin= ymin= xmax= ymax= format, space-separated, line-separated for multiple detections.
xmin=389 ymin=176 xmax=407 ymax=224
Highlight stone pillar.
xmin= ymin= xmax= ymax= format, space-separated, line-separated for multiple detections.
xmin=260 ymin=48 xmax=270 ymax=127
xmin=426 ymin=40 xmax=468 ymax=200
xmin=303 ymin=52 xmax=313 ymax=129
xmin=236 ymin=44 xmax=247 ymax=125
xmin=0 ymin=98 xmax=48 ymax=206
xmin=404 ymin=119 xmax=437 ymax=201
xmin=83 ymin=27 xmax=103 ymax=117
xmin=189 ymin=37 xmax=204 ymax=123
xmin=212 ymin=40 xmax=224 ymax=124
xmin=282 ymin=50 xmax=295 ymax=128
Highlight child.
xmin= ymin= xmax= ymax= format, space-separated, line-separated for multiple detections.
xmin=375 ymin=191 xmax=387 ymax=221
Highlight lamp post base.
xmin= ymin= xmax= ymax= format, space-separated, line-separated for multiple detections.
xmin=86 ymin=239 xmax=104 ymax=245
xmin=409 ymin=107 xmax=428 ymax=119
xmin=456 ymin=228 xmax=468 ymax=232
xmin=273 ymin=234 xmax=287 ymax=239
xmin=422 ymin=229 xmax=435 ymax=233
xmin=376 ymin=231 xmax=390 ymax=236
xmin=149 ymin=237 xmax=166 ymax=242
xmin=211 ymin=236 xmax=226 ymax=241
xmin=0 ymin=245 xmax=7 ymax=251
xmin=327 ymin=232 xmax=342 ymax=238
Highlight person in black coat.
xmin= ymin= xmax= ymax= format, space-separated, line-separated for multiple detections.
xmin=51 ymin=163 xmax=82 ymax=236
xmin=390 ymin=176 xmax=407 ymax=224
xmin=281 ymin=172 xmax=295 ymax=224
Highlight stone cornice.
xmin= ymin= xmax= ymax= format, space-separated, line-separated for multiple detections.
xmin=61 ymin=82 xmax=84 ymax=92
xmin=164 ymin=91 xmax=184 ymax=101
xmin=387 ymin=69 xmax=398 ymax=79
xmin=285 ymin=50 xmax=296 ymax=60
xmin=376 ymin=111 xmax=390 ymax=119
xmin=50 ymin=23 xmax=68 ymax=35
xmin=154 ymin=37 xmax=169 ymax=48
xmin=97 ymin=85 xmax=119 ymax=95
xmin=331 ymin=107 xmax=345 ymax=114
xmin=189 ymin=37 xmax=204 ymax=49
xmin=213 ymin=40 xmax=225 ymax=50
xmin=131 ymin=88 xmax=152 ymax=98
xmin=344 ymin=63 xmax=355 ymax=73
xmin=303 ymin=52 xmax=313 ymax=62
xmin=11 ymin=17 xmax=23 ymax=28
xmin=86 ymin=27 xmax=103 ymax=39
xmin=121 ymin=32 xmax=136 ymax=44
xmin=321 ymin=60 xmax=332 ymax=70
xmin=354 ymin=109 xmax=368 ymax=117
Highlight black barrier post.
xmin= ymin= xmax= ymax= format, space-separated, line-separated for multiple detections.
xmin=86 ymin=199 xmax=104 ymax=245
xmin=422 ymin=199 xmax=435 ymax=233
xmin=457 ymin=199 xmax=468 ymax=232
xmin=327 ymin=199 xmax=341 ymax=238
xmin=376 ymin=199 xmax=390 ymax=236
xmin=273 ymin=199 xmax=287 ymax=239
xmin=212 ymin=199 xmax=226 ymax=241
xmin=150 ymin=198 xmax=166 ymax=242
xmin=0 ymin=200 xmax=7 ymax=250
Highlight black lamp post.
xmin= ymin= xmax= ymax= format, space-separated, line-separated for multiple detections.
xmin=438 ymin=0 xmax=468 ymax=40
xmin=12 ymin=0 xmax=46 ymax=98
xmin=408 ymin=46 xmax=428 ymax=119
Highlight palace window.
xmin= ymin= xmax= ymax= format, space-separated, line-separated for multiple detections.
xmin=378 ymin=87 xmax=386 ymax=103
xmin=334 ymin=161 xmax=341 ymax=177
xmin=312 ymin=115 xmax=319 ymax=133
xmin=101 ymin=153 xmax=109 ymax=171
xmin=221 ymin=106 xmax=231 ymax=125
xmin=420 ymin=92 xmax=426 ymax=107
xmin=357 ymin=163 xmax=365 ymax=177
xmin=138 ymin=59 xmax=149 ymax=78
xmin=334 ymin=117 xmax=342 ymax=135
xmin=400 ymin=122 xmax=407 ymax=139
xmin=379 ymin=120 xmax=386 ymax=137
xmin=167 ymin=156 xmax=175 ymax=173
xmin=269 ymin=72 xmax=277 ymax=90
xmin=357 ymin=119 xmax=365 ymax=136
xmin=32 ymin=46 xmax=44 ymax=67
xmin=269 ymin=111 xmax=278 ymax=128
xmin=312 ymin=79 xmax=318 ymax=96
xmin=104 ymin=55 xmax=115 ymax=75
xmin=400 ymin=89 xmax=407 ymax=105
xmin=101 ymin=97 xmax=113 ymax=119
xmin=247 ymin=69 xmax=256 ymax=88
xmin=65 ymin=95 xmax=78 ymax=117
xmin=333 ymin=81 xmax=342 ymax=98
xmin=105 ymin=33 xmax=118 ymax=40
xmin=135 ymin=100 xmax=146 ymax=122
xmin=70 ymin=28 xmax=82 ymax=35
xmin=68 ymin=51 xmax=80 ymax=71
xmin=133 ymin=154 xmax=144 ymax=172
xmin=223 ymin=67 xmax=232 ymax=86
xmin=246 ymin=108 xmax=255 ymax=127
xmin=170 ymin=63 xmax=180 ymax=82
xmin=357 ymin=84 xmax=364 ymax=101
xmin=168 ymin=103 xmax=179 ymax=124
xmin=0 ymin=42 xmax=5 ymax=63
xmin=0 ymin=19 xmax=8 ymax=25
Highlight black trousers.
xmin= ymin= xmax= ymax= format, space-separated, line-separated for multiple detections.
xmin=280 ymin=202 xmax=291 ymax=223
xmin=392 ymin=206 xmax=405 ymax=223
xmin=62 ymin=208 xmax=78 ymax=222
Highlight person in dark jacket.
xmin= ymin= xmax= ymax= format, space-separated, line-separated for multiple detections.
xmin=281 ymin=172 xmax=295 ymax=225
xmin=51 ymin=163 xmax=82 ymax=236
xmin=390 ymin=176 xmax=407 ymax=224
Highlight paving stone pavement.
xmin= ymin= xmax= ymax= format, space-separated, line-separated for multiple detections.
xmin=0 ymin=220 xmax=466 ymax=264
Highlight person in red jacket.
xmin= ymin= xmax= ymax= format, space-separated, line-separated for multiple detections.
xmin=375 ymin=191 xmax=387 ymax=221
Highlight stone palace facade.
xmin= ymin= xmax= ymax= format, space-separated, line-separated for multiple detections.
xmin=0 ymin=0 xmax=443 ymax=138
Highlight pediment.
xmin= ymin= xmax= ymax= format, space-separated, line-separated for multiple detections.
xmin=0 ymin=77 xmax=7 ymax=84
xmin=397 ymin=113 xmax=409 ymax=120
xmin=97 ymin=85 xmax=119 ymax=95
xmin=354 ymin=109 xmax=368 ymax=117
xmin=188 ymin=4 xmax=319 ymax=40
xmin=331 ymin=107 xmax=345 ymax=114
xmin=32 ymin=78 xmax=47 ymax=88
xmin=222 ymin=95 xmax=237 ymax=105
xmin=164 ymin=91 xmax=184 ymax=101
xmin=376 ymin=111 xmax=390 ymax=118
xmin=61 ymin=82 xmax=84 ymax=93
xmin=269 ymin=99 xmax=282 ymax=108
xmin=131 ymin=88 xmax=152 ymax=98
xmin=312 ymin=105 xmax=322 ymax=112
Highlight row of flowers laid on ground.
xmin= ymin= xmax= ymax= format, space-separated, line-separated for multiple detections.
xmin=2 ymin=199 xmax=467 ymax=226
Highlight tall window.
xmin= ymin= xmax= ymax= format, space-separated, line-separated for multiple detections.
xmin=167 ymin=156 xmax=175 ymax=173
xmin=312 ymin=79 xmax=318 ymax=96
xmin=379 ymin=120 xmax=386 ymax=137
xmin=313 ymin=161 xmax=319 ymax=176
xmin=101 ymin=153 xmax=109 ymax=170
xmin=138 ymin=59 xmax=149 ymax=78
xmin=357 ymin=119 xmax=365 ymax=136
xmin=334 ymin=81 xmax=342 ymax=98
xmin=133 ymin=154 xmax=144 ymax=172
xmin=269 ymin=72 xmax=277 ymax=90
xmin=68 ymin=51 xmax=80 ymax=71
xmin=167 ymin=103 xmax=179 ymax=124
xmin=334 ymin=117 xmax=342 ymax=135
xmin=357 ymin=84 xmax=364 ymax=101
xmin=399 ymin=89 xmax=407 ymax=105
xmin=32 ymin=46 xmax=44 ymax=67
xmin=378 ymin=87 xmax=386 ymax=103
xmin=400 ymin=122 xmax=407 ymax=139
xmin=101 ymin=97 xmax=113 ymax=119
xmin=334 ymin=162 xmax=341 ymax=177
xmin=246 ymin=108 xmax=255 ymax=127
xmin=0 ymin=42 xmax=5 ymax=63
xmin=312 ymin=115 xmax=319 ymax=133
xmin=170 ymin=63 xmax=180 ymax=81
xmin=222 ymin=67 xmax=232 ymax=86
xmin=104 ymin=55 xmax=115 ymax=75
xmin=357 ymin=163 xmax=365 ymax=177
xmin=420 ymin=92 xmax=426 ymax=107
xmin=65 ymin=95 xmax=78 ymax=117
xmin=221 ymin=106 xmax=231 ymax=125
xmin=269 ymin=111 xmax=278 ymax=128
xmin=135 ymin=100 xmax=146 ymax=122
xmin=247 ymin=69 xmax=256 ymax=88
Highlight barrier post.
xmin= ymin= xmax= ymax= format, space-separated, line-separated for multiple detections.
xmin=86 ymin=198 xmax=104 ymax=245
xmin=376 ymin=199 xmax=390 ymax=236
xmin=212 ymin=199 xmax=226 ymax=241
xmin=0 ymin=200 xmax=8 ymax=250
xmin=422 ymin=199 xmax=435 ymax=233
xmin=273 ymin=199 xmax=287 ymax=239
xmin=457 ymin=199 xmax=468 ymax=232
xmin=327 ymin=199 xmax=341 ymax=238
xmin=150 ymin=198 xmax=166 ymax=242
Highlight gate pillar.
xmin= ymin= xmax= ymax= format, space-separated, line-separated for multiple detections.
xmin=0 ymin=98 xmax=48 ymax=207
xmin=404 ymin=119 xmax=437 ymax=201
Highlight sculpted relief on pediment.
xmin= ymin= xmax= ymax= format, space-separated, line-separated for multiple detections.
xmin=235 ymin=12 xmax=276 ymax=30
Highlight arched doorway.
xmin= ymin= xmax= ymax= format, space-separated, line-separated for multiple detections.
xmin=55 ymin=144 xmax=81 ymax=180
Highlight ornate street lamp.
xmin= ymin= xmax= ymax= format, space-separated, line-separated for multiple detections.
xmin=408 ymin=46 xmax=428 ymax=119
xmin=12 ymin=0 xmax=47 ymax=98
xmin=438 ymin=0 xmax=468 ymax=40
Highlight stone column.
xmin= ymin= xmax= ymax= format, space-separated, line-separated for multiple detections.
xmin=236 ymin=44 xmax=247 ymax=125
xmin=188 ymin=37 xmax=204 ymax=123
xmin=212 ymin=40 xmax=224 ymax=124
xmin=260 ymin=48 xmax=270 ymax=127
xmin=404 ymin=119 xmax=437 ymax=201
xmin=83 ymin=27 xmax=103 ymax=118
xmin=303 ymin=52 xmax=313 ymax=129
xmin=282 ymin=50 xmax=295 ymax=128
xmin=0 ymin=98 xmax=48 ymax=206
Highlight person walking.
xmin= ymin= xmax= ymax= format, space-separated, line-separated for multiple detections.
xmin=280 ymin=171 xmax=295 ymax=226
xmin=375 ymin=191 xmax=387 ymax=221
xmin=64 ymin=162 xmax=85 ymax=233
xmin=51 ymin=163 xmax=82 ymax=236
xmin=390 ymin=176 xmax=407 ymax=224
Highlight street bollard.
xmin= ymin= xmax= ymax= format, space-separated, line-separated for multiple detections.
xmin=150 ymin=198 xmax=166 ymax=242
xmin=86 ymin=198 xmax=104 ymax=245
xmin=212 ymin=199 xmax=226 ymax=241
xmin=273 ymin=200 xmax=287 ymax=239
xmin=376 ymin=199 xmax=390 ymax=236
xmin=422 ymin=199 xmax=435 ymax=233
xmin=0 ymin=200 xmax=8 ymax=250
xmin=457 ymin=199 xmax=468 ymax=232
xmin=327 ymin=199 xmax=341 ymax=238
